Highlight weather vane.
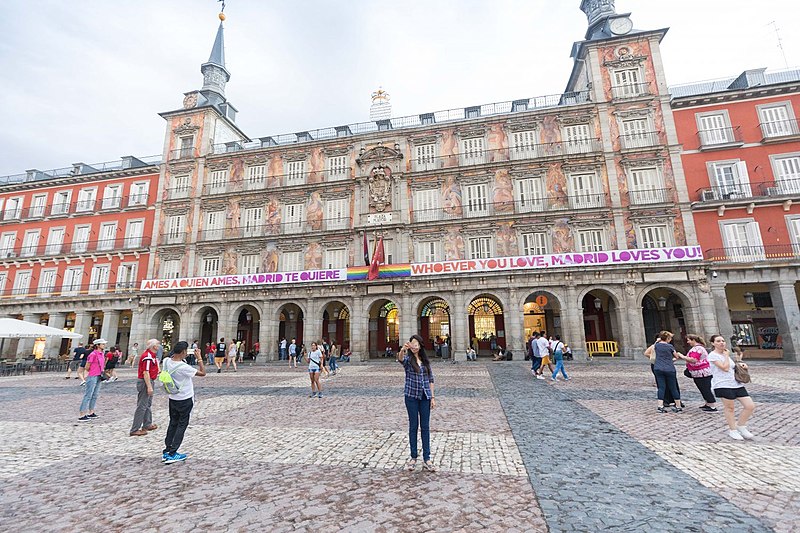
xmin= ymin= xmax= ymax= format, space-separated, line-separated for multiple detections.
xmin=218 ymin=0 xmax=226 ymax=12
xmin=218 ymin=0 xmax=226 ymax=21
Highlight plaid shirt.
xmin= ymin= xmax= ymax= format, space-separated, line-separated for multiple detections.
xmin=401 ymin=355 xmax=434 ymax=400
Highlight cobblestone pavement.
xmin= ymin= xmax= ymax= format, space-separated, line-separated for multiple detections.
xmin=0 ymin=359 xmax=796 ymax=532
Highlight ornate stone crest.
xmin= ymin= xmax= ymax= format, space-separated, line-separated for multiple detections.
xmin=368 ymin=166 xmax=393 ymax=212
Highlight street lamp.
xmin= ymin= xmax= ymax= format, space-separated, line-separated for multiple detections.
xmin=245 ymin=311 xmax=252 ymax=322
xmin=206 ymin=313 xmax=213 ymax=323
xmin=93 ymin=316 xmax=101 ymax=326
xmin=593 ymin=297 xmax=602 ymax=311
xmin=482 ymin=303 xmax=490 ymax=314
xmin=743 ymin=292 xmax=754 ymax=305
xmin=288 ymin=310 xmax=295 ymax=320
xmin=121 ymin=315 xmax=129 ymax=326
xmin=657 ymin=296 xmax=668 ymax=310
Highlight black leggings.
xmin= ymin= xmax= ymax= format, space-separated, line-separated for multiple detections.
xmin=693 ymin=375 xmax=716 ymax=404
xmin=654 ymin=369 xmax=680 ymax=402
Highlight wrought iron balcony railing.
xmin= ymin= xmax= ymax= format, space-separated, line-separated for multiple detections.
xmin=760 ymin=118 xmax=800 ymax=140
xmin=1 ymin=281 xmax=140 ymax=300
xmin=696 ymin=179 xmax=800 ymax=202
xmin=169 ymin=147 xmax=198 ymax=161
xmin=197 ymin=216 xmax=354 ymax=241
xmin=611 ymin=83 xmax=652 ymax=99
xmin=0 ymin=196 xmax=151 ymax=224
xmin=619 ymin=132 xmax=661 ymax=150
xmin=627 ymin=188 xmax=673 ymax=205
xmin=697 ymin=127 xmax=743 ymax=148
xmin=706 ymin=244 xmax=800 ymax=264
xmin=0 ymin=236 xmax=151 ymax=261
xmin=411 ymin=194 xmax=608 ymax=223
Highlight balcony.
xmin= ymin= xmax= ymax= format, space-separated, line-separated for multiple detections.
xmin=611 ymin=83 xmax=652 ymax=100
xmin=411 ymin=195 xmax=607 ymax=222
xmin=760 ymin=118 xmax=800 ymax=141
xmin=706 ymin=244 xmax=800 ymax=264
xmin=166 ymin=186 xmax=191 ymax=200
xmin=197 ymin=216 xmax=354 ymax=241
xmin=697 ymin=127 xmax=743 ymax=149
xmin=619 ymin=132 xmax=661 ymax=151
xmin=628 ymin=188 xmax=673 ymax=206
xmin=696 ymin=184 xmax=754 ymax=202
xmin=759 ymin=177 xmax=800 ymax=196
xmin=162 ymin=233 xmax=186 ymax=245
xmin=695 ymin=179 xmax=800 ymax=203
xmin=0 ymin=236 xmax=151 ymax=262
xmin=170 ymin=147 xmax=197 ymax=161
xmin=1 ymin=196 xmax=149 ymax=223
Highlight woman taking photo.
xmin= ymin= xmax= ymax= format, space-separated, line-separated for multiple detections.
xmin=708 ymin=334 xmax=755 ymax=440
xmin=307 ymin=342 xmax=324 ymax=398
xmin=652 ymin=331 xmax=683 ymax=413
xmin=396 ymin=334 xmax=437 ymax=472
xmin=678 ymin=334 xmax=717 ymax=412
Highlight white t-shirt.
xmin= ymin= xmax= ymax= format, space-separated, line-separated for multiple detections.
xmin=707 ymin=351 xmax=742 ymax=390
xmin=162 ymin=358 xmax=198 ymax=401
xmin=536 ymin=337 xmax=550 ymax=357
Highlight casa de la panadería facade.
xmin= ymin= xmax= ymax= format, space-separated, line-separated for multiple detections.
xmin=1 ymin=1 xmax=739 ymax=362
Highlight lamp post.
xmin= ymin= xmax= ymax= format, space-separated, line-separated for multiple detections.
xmin=593 ymin=297 xmax=602 ymax=311
xmin=743 ymin=292 xmax=754 ymax=306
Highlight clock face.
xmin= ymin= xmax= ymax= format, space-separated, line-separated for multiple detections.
xmin=609 ymin=17 xmax=633 ymax=35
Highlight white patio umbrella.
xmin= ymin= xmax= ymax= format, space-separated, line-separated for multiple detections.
xmin=0 ymin=318 xmax=83 ymax=339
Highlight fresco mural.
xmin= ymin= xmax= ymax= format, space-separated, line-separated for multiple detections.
xmin=230 ymin=158 xmax=244 ymax=189
xmin=552 ymin=218 xmax=573 ymax=253
xmin=226 ymin=199 xmax=240 ymax=237
xmin=266 ymin=197 xmax=281 ymax=233
xmin=261 ymin=243 xmax=278 ymax=273
xmin=598 ymin=40 xmax=657 ymax=99
xmin=625 ymin=218 xmax=637 ymax=248
xmin=495 ymin=222 xmax=517 ymax=257
xmin=443 ymin=228 xmax=465 ymax=260
xmin=442 ymin=176 xmax=463 ymax=216
xmin=305 ymin=242 xmax=322 ymax=270
xmin=541 ymin=116 xmax=561 ymax=155
xmin=309 ymin=148 xmax=324 ymax=184
xmin=268 ymin=157 xmax=282 ymax=188
xmin=223 ymin=249 xmax=237 ymax=275
xmin=493 ymin=169 xmax=515 ymax=213
xmin=546 ymin=163 xmax=567 ymax=208
xmin=440 ymin=129 xmax=457 ymax=168
xmin=487 ymin=123 xmax=508 ymax=163
xmin=307 ymin=191 xmax=323 ymax=230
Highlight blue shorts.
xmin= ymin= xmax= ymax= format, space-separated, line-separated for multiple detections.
xmin=308 ymin=368 xmax=320 ymax=373
xmin=79 ymin=359 xmax=87 ymax=368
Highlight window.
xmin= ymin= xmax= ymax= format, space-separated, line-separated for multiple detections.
xmin=246 ymin=165 xmax=266 ymax=188
xmin=179 ymin=136 xmax=194 ymax=158
xmin=52 ymin=191 xmax=71 ymax=215
xmin=568 ymin=173 xmax=602 ymax=208
xmin=414 ymin=144 xmax=437 ymax=171
xmin=613 ymin=68 xmax=643 ymax=97
xmin=326 ymin=156 xmax=348 ymax=181
xmin=522 ymin=232 xmax=549 ymax=255
xmin=468 ymin=236 xmax=492 ymax=259
xmin=758 ymin=104 xmax=797 ymax=138
xmin=172 ymin=175 xmax=190 ymax=198
xmin=20 ymin=230 xmax=40 ymax=257
xmin=576 ymin=229 xmax=605 ymax=252
xmin=464 ymin=183 xmax=489 ymax=217
xmin=510 ymin=130 xmax=539 ymax=160
xmin=45 ymin=228 xmax=65 ymax=255
xmin=284 ymin=203 xmax=305 ymax=234
xmin=102 ymin=184 xmax=122 ymax=209
xmin=285 ymin=160 xmax=307 ymax=186
xmin=12 ymin=270 xmax=32 ymax=297
xmin=620 ymin=118 xmax=653 ymax=148
xmin=88 ymin=265 xmax=110 ymax=293
xmin=788 ymin=217 xmax=800 ymax=257
xmin=638 ymin=225 xmax=670 ymax=248
xmin=204 ymin=211 xmax=224 ymax=240
xmin=129 ymin=182 xmax=149 ymax=206
xmin=415 ymin=240 xmax=441 ymax=263
xmin=628 ymin=167 xmax=666 ymax=205
xmin=324 ymin=248 xmax=347 ymax=269
xmin=325 ymin=198 xmax=349 ymax=230
xmin=208 ymin=169 xmax=228 ymax=193
xmin=62 ymin=267 xmax=83 ymax=295
xmin=709 ymin=161 xmax=751 ymax=199
xmin=772 ymin=155 xmax=800 ymax=194
xmin=76 ymin=188 xmax=97 ymax=212
xmin=515 ymin=177 xmax=546 ymax=212
xmin=240 ymin=254 xmax=260 ymax=275
xmin=30 ymin=194 xmax=47 ymax=217
xmin=97 ymin=222 xmax=117 ymax=251
xmin=721 ymin=220 xmax=764 ymax=261
xmin=0 ymin=233 xmax=16 ymax=258
xmin=243 ymin=207 xmax=263 ymax=237
xmin=460 ymin=138 xmax=486 ymax=165
xmin=166 ymin=216 xmax=185 ymax=244
xmin=281 ymin=251 xmax=303 ymax=272
xmin=161 ymin=259 xmax=181 ymax=279
xmin=697 ymin=112 xmax=733 ymax=145
xmin=3 ymin=197 xmax=22 ymax=220
xmin=72 ymin=225 xmax=90 ymax=253
xmin=38 ymin=269 xmax=57 ymax=296
xmin=413 ymin=189 xmax=442 ymax=222
xmin=202 ymin=257 xmax=220 ymax=277
xmin=0 ymin=272 xmax=7 ymax=296
xmin=124 ymin=220 xmax=144 ymax=248
xmin=563 ymin=124 xmax=593 ymax=154
xmin=116 ymin=263 xmax=138 ymax=291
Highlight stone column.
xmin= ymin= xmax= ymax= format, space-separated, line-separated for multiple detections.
xmin=259 ymin=311 xmax=274 ymax=362
xmin=17 ymin=314 xmax=42 ymax=357
xmin=451 ymin=290 xmax=467 ymax=361
xmin=101 ymin=309 xmax=120 ymax=347
xmin=305 ymin=297 xmax=322 ymax=345
xmin=564 ymin=285 xmax=586 ymax=359
xmin=769 ymin=282 xmax=800 ymax=362
xmin=45 ymin=312 xmax=67 ymax=358
xmin=351 ymin=294 xmax=368 ymax=362
xmin=400 ymin=292 xmax=413 ymax=341
xmin=504 ymin=288 xmax=523 ymax=358
xmin=710 ymin=285 xmax=734 ymax=342
xmin=73 ymin=311 xmax=93 ymax=347
xmin=619 ymin=295 xmax=646 ymax=359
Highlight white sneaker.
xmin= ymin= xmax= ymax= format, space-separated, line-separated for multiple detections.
xmin=728 ymin=429 xmax=744 ymax=441
xmin=737 ymin=426 xmax=754 ymax=440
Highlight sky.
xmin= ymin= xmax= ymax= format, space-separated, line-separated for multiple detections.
xmin=0 ymin=0 xmax=798 ymax=177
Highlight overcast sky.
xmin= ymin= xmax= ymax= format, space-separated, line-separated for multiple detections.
xmin=0 ymin=0 xmax=798 ymax=176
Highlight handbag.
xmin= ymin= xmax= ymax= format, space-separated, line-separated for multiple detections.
xmin=734 ymin=361 xmax=751 ymax=384
xmin=683 ymin=368 xmax=692 ymax=378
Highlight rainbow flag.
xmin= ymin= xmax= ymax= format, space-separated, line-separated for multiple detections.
xmin=347 ymin=264 xmax=411 ymax=281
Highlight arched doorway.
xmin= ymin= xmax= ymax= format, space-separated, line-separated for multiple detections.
xmin=198 ymin=307 xmax=219 ymax=349
xmin=468 ymin=295 xmax=504 ymax=356
xmin=523 ymin=291 xmax=562 ymax=340
xmin=582 ymin=290 xmax=619 ymax=348
xmin=642 ymin=289 xmax=689 ymax=354
xmin=235 ymin=306 xmax=260 ymax=358
xmin=418 ymin=297 xmax=451 ymax=351
xmin=279 ymin=304 xmax=304 ymax=348
xmin=322 ymin=301 xmax=350 ymax=349
xmin=152 ymin=308 xmax=180 ymax=352
xmin=368 ymin=299 xmax=399 ymax=358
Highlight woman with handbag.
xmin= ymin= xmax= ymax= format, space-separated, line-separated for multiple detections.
xmin=653 ymin=331 xmax=684 ymax=413
xmin=707 ymin=334 xmax=755 ymax=441
xmin=78 ymin=339 xmax=108 ymax=421
xmin=677 ymin=335 xmax=717 ymax=412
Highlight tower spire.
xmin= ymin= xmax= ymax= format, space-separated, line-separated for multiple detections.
xmin=200 ymin=18 xmax=231 ymax=98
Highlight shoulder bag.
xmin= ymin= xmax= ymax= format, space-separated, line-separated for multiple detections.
xmin=734 ymin=360 xmax=751 ymax=384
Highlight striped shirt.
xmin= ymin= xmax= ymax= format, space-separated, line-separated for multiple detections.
xmin=401 ymin=354 xmax=434 ymax=400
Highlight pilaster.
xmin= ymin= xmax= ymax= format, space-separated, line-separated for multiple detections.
xmin=768 ymin=282 xmax=800 ymax=362
xmin=710 ymin=285 xmax=734 ymax=342
xmin=101 ymin=309 xmax=121 ymax=347
xmin=45 ymin=312 xmax=67 ymax=358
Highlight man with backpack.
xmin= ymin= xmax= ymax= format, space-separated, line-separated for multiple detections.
xmin=130 ymin=339 xmax=160 ymax=437
xmin=160 ymin=340 xmax=206 ymax=464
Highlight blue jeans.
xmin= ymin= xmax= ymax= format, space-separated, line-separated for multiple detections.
xmin=80 ymin=375 xmax=101 ymax=413
xmin=654 ymin=369 xmax=681 ymax=402
xmin=531 ymin=355 xmax=541 ymax=372
xmin=552 ymin=359 xmax=568 ymax=379
xmin=329 ymin=357 xmax=338 ymax=372
xmin=404 ymin=396 xmax=431 ymax=461
xmin=279 ymin=348 xmax=287 ymax=360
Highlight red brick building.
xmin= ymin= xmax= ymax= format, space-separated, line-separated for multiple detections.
xmin=672 ymin=68 xmax=800 ymax=360
xmin=0 ymin=157 xmax=159 ymax=358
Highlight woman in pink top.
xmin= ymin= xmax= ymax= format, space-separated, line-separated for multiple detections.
xmin=677 ymin=334 xmax=717 ymax=412
xmin=78 ymin=339 xmax=108 ymax=421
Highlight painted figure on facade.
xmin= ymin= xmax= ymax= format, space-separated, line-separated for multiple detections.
xmin=541 ymin=116 xmax=561 ymax=155
xmin=309 ymin=149 xmax=324 ymax=184
xmin=368 ymin=166 xmax=392 ymax=212
xmin=307 ymin=191 xmax=324 ymax=230
xmin=226 ymin=199 xmax=240 ymax=237
xmin=546 ymin=163 xmax=567 ymax=208
xmin=266 ymin=197 xmax=281 ymax=233
xmin=223 ymin=249 xmax=237 ymax=275
xmin=495 ymin=222 xmax=517 ymax=257
xmin=487 ymin=123 xmax=508 ymax=163
xmin=441 ymin=175 xmax=463 ymax=216
xmin=268 ymin=157 xmax=282 ymax=188
xmin=440 ymin=129 xmax=457 ymax=167
xmin=305 ymin=242 xmax=322 ymax=270
xmin=552 ymin=219 xmax=572 ymax=253
xmin=444 ymin=228 xmax=465 ymax=261
xmin=493 ymin=169 xmax=515 ymax=213
xmin=262 ymin=243 xmax=278 ymax=273
xmin=230 ymin=158 xmax=244 ymax=189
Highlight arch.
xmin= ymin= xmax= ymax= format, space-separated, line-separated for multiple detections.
xmin=320 ymin=300 xmax=351 ymax=350
xmin=417 ymin=296 xmax=452 ymax=351
xmin=150 ymin=307 xmax=181 ymax=352
xmin=233 ymin=304 xmax=261 ymax=358
xmin=581 ymin=288 xmax=622 ymax=353
xmin=639 ymin=285 xmax=696 ymax=354
xmin=366 ymin=298 xmax=400 ymax=358
xmin=277 ymin=303 xmax=305 ymax=354
xmin=467 ymin=294 xmax=505 ymax=355
xmin=522 ymin=290 xmax=563 ymax=340
xmin=195 ymin=305 xmax=221 ymax=349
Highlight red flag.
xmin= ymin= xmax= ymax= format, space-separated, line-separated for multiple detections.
xmin=367 ymin=237 xmax=384 ymax=281
xmin=362 ymin=232 xmax=370 ymax=266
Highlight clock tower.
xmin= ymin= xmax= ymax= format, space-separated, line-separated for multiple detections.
xmin=580 ymin=0 xmax=633 ymax=40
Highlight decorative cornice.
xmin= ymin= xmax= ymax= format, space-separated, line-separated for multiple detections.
xmin=505 ymin=118 xmax=542 ymax=132
xmin=562 ymin=162 xmax=602 ymax=174
xmin=515 ymin=223 xmax=552 ymax=233
xmin=167 ymin=162 xmax=196 ymax=174
xmin=206 ymin=161 xmax=230 ymax=172
xmin=454 ymin=126 xmax=488 ymax=139
xmin=172 ymin=118 xmax=200 ymax=136
xmin=509 ymin=168 xmax=546 ymax=179
xmin=356 ymin=144 xmax=403 ymax=167
xmin=321 ymin=146 xmax=352 ymax=157
xmin=619 ymin=155 xmax=665 ymax=168
xmin=568 ymin=216 xmax=610 ymax=229
xmin=240 ymin=198 xmax=267 ymax=208
xmin=613 ymin=107 xmax=652 ymax=119
xmin=283 ymin=151 xmax=308 ymax=163
xmin=604 ymin=55 xmax=647 ymax=69
xmin=458 ymin=174 xmax=492 ymax=186
xmin=200 ymin=199 xmax=228 ymax=210
xmin=408 ymin=134 xmax=441 ymax=145
xmin=195 ymin=244 xmax=226 ymax=255
xmin=242 ymin=154 xmax=269 ymax=166
xmin=556 ymin=113 xmax=595 ymax=126
xmin=167 ymin=206 xmax=191 ymax=216
xmin=281 ymin=243 xmax=306 ymax=253
xmin=159 ymin=249 xmax=186 ymax=261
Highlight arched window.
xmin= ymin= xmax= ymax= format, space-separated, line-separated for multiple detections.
xmin=468 ymin=297 xmax=502 ymax=339
xmin=421 ymin=299 xmax=450 ymax=340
